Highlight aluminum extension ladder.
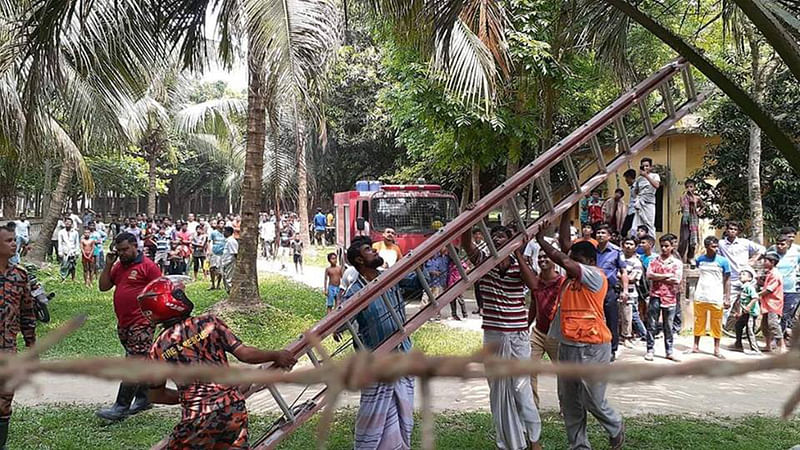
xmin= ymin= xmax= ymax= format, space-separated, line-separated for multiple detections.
xmin=154 ymin=57 xmax=707 ymax=450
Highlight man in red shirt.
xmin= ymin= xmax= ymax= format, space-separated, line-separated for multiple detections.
xmin=96 ymin=232 xmax=162 ymax=421
xmin=760 ymin=252 xmax=785 ymax=353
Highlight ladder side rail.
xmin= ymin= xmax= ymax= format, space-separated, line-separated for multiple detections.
xmin=275 ymin=58 xmax=688 ymax=360
xmin=252 ymin=70 xmax=708 ymax=450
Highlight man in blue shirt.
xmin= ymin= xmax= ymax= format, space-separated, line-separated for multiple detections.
xmin=313 ymin=208 xmax=327 ymax=246
xmin=775 ymin=234 xmax=800 ymax=339
xmin=423 ymin=248 xmax=450 ymax=320
xmin=342 ymin=238 xmax=414 ymax=450
xmin=208 ymin=220 xmax=227 ymax=290
xmin=595 ymin=223 xmax=629 ymax=361
xmin=88 ymin=221 xmax=107 ymax=271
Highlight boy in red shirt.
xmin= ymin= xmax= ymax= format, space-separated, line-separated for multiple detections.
xmin=140 ymin=277 xmax=296 ymax=448
xmin=760 ymin=252 xmax=785 ymax=352
xmin=644 ymin=236 xmax=683 ymax=361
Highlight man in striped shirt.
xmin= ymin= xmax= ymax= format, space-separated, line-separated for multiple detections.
xmin=463 ymin=222 xmax=542 ymax=450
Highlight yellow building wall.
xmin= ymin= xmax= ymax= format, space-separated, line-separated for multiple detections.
xmin=569 ymin=132 xmax=719 ymax=239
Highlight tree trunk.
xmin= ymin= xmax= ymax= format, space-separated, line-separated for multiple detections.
xmin=460 ymin=174 xmax=471 ymax=211
xmin=30 ymin=160 xmax=72 ymax=262
xmin=1 ymin=190 xmax=15 ymax=218
xmin=147 ymin=155 xmax=157 ymax=217
xmin=471 ymin=160 xmax=481 ymax=202
xmin=228 ymin=43 xmax=266 ymax=305
xmin=747 ymin=120 xmax=764 ymax=244
xmin=746 ymin=27 xmax=765 ymax=244
xmin=42 ymin=158 xmax=53 ymax=216
xmin=294 ymin=105 xmax=311 ymax=248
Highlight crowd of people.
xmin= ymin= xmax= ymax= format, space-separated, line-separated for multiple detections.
xmin=1 ymin=161 xmax=799 ymax=450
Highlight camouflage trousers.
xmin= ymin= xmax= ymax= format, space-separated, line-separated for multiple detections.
xmin=167 ymin=401 xmax=249 ymax=449
xmin=0 ymin=349 xmax=14 ymax=418
xmin=117 ymin=323 xmax=155 ymax=357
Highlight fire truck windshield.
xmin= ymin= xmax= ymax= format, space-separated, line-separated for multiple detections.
xmin=371 ymin=196 xmax=458 ymax=234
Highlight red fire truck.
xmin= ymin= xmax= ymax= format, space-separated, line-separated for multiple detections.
xmin=334 ymin=181 xmax=459 ymax=261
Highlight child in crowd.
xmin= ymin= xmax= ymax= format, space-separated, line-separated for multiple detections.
xmin=323 ymin=253 xmax=343 ymax=313
xmin=760 ymin=252 xmax=785 ymax=353
xmin=733 ymin=268 xmax=761 ymax=354
xmin=447 ymin=256 xmax=468 ymax=320
xmin=423 ymin=248 xmax=450 ymax=320
xmin=290 ymin=234 xmax=304 ymax=275
xmin=645 ymin=235 xmax=683 ymax=361
xmin=620 ymin=237 xmax=646 ymax=347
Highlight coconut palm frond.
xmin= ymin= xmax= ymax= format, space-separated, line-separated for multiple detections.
xmin=118 ymin=96 xmax=171 ymax=142
xmin=575 ymin=1 xmax=634 ymax=84
xmin=434 ymin=19 xmax=497 ymax=112
xmin=722 ymin=0 xmax=748 ymax=54
xmin=46 ymin=115 xmax=93 ymax=193
xmin=458 ymin=0 xmax=512 ymax=78
xmin=0 ymin=74 xmax=25 ymax=153
xmin=246 ymin=0 xmax=341 ymax=117
xmin=174 ymin=97 xmax=246 ymax=139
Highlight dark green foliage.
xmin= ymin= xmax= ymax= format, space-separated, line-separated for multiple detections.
xmin=694 ymin=69 xmax=800 ymax=237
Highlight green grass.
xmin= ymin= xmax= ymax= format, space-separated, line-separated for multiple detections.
xmin=301 ymin=245 xmax=338 ymax=268
xmin=29 ymin=268 xmax=481 ymax=360
xmin=9 ymin=406 xmax=800 ymax=450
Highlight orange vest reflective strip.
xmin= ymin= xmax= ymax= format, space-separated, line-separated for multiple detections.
xmin=559 ymin=271 xmax=612 ymax=344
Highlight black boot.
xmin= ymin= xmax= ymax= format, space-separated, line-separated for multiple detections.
xmin=0 ymin=417 xmax=8 ymax=450
xmin=129 ymin=385 xmax=152 ymax=415
xmin=96 ymin=383 xmax=136 ymax=421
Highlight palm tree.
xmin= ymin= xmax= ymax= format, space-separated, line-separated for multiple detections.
xmin=120 ymin=64 xmax=246 ymax=218
xmin=16 ymin=0 xmax=157 ymax=261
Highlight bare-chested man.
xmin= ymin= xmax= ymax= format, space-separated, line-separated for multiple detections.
xmin=80 ymin=229 xmax=96 ymax=287
xmin=323 ymin=252 xmax=344 ymax=313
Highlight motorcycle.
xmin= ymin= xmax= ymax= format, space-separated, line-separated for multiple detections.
xmin=23 ymin=263 xmax=55 ymax=323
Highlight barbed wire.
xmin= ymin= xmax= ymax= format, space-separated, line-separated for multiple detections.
xmin=5 ymin=316 xmax=800 ymax=450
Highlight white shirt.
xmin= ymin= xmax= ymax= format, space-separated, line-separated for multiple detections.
xmin=633 ymin=173 xmax=660 ymax=204
xmin=717 ymin=237 xmax=765 ymax=281
xmin=68 ymin=213 xmax=83 ymax=228
xmin=222 ymin=236 xmax=239 ymax=265
xmin=186 ymin=221 xmax=200 ymax=237
xmin=58 ymin=228 xmax=80 ymax=257
xmin=14 ymin=220 xmax=30 ymax=240
xmin=259 ymin=221 xmax=275 ymax=241
xmin=95 ymin=221 xmax=107 ymax=233
xmin=51 ymin=219 xmax=64 ymax=241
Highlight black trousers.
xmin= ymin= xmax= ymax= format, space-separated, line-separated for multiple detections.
xmin=604 ymin=289 xmax=620 ymax=354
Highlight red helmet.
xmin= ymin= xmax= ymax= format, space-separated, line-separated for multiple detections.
xmin=138 ymin=276 xmax=194 ymax=323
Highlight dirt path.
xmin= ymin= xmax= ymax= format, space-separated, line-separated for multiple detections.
xmin=16 ymin=256 xmax=799 ymax=419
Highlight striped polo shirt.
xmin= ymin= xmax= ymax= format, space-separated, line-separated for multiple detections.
xmin=477 ymin=251 xmax=528 ymax=332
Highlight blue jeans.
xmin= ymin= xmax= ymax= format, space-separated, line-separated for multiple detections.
xmin=782 ymin=293 xmax=800 ymax=334
xmin=631 ymin=300 xmax=647 ymax=338
xmin=646 ymin=296 xmax=676 ymax=356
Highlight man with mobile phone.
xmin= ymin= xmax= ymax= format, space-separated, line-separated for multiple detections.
xmin=631 ymin=158 xmax=660 ymax=237
xmin=96 ymin=232 xmax=162 ymax=421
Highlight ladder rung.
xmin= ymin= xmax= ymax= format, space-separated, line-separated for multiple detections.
xmin=479 ymin=219 xmax=498 ymax=258
xmin=306 ymin=349 xmax=320 ymax=367
xmin=345 ymin=320 xmax=365 ymax=350
xmin=446 ymin=243 xmax=469 ymax=283
xmin=681 ymin=66 xmax=697 ymax=100
xmin=639 ymin=100 xmax=654 ymax=136
xmin=415 ymin=266 xmax=438 ymax=306
xmin=614 ymin=117 xmax=631 ymax=153
xmin=505 ymin=197 xmax=526 ymax=234
xmin=589 ymin=136 xmax=607 ymax=173
xmin=268 ymin=385 xmax=296 ymax=422
xmin=380 ymin=295 xmax=406 ymax=331
xmin=660 ymin=82 xmax=676 ymax=117
xmin=535 ymin=177 xmax=554 ymax=212
xmin=525 ymin=182 xmax=534 ymax=222
xmin=563 ymin=155 xmax=580 ymax=192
